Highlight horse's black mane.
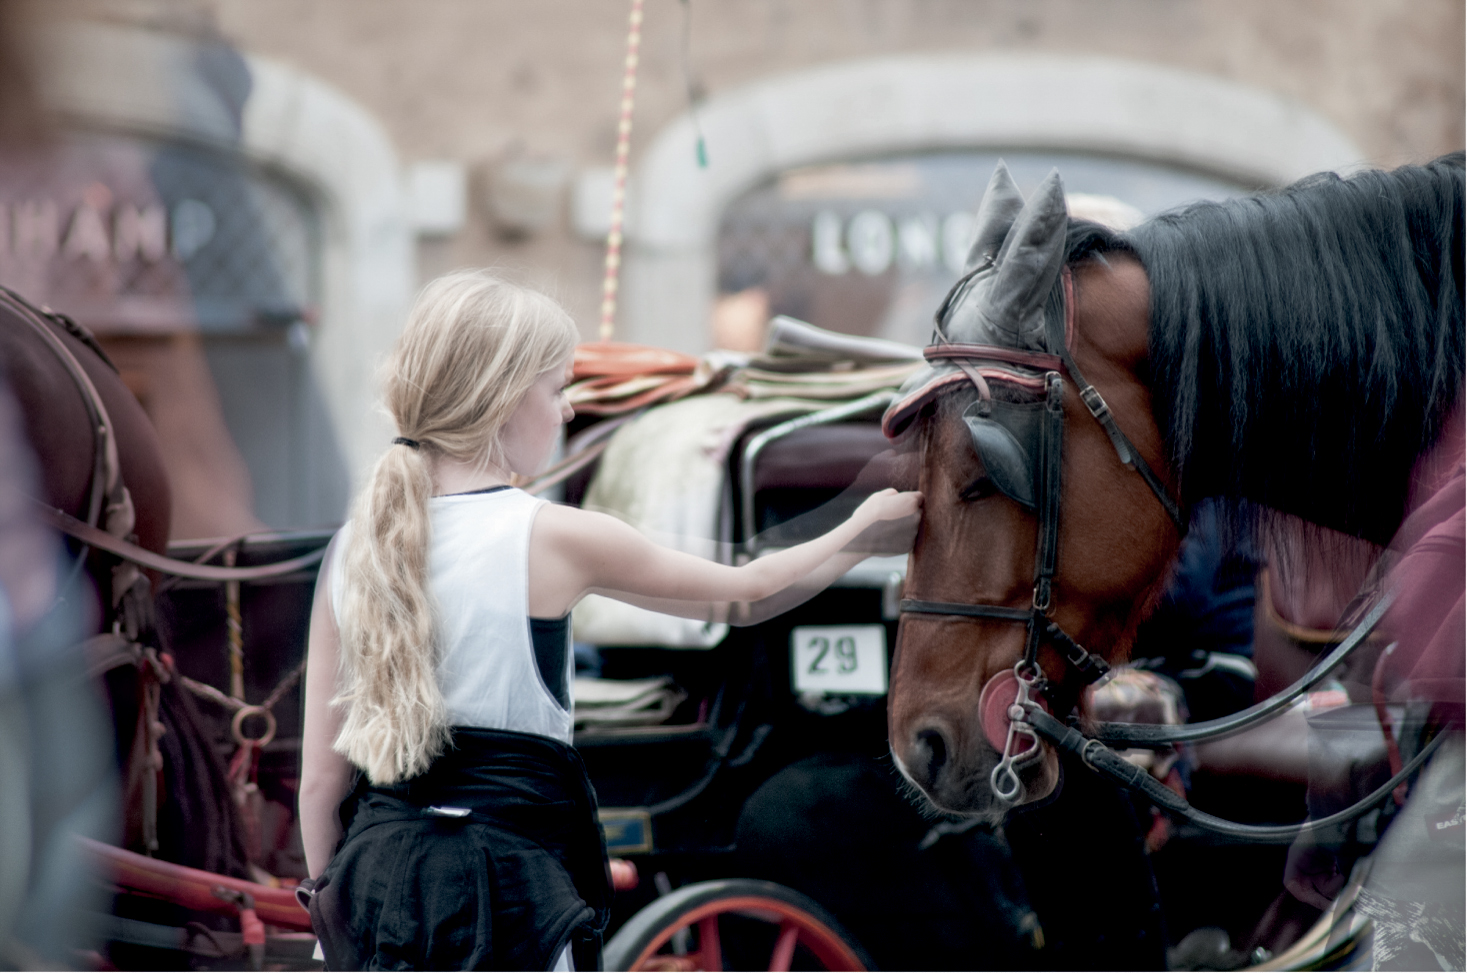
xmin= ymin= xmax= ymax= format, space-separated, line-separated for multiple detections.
xmin=1065 ymin=154 xmax=1464 ymax=545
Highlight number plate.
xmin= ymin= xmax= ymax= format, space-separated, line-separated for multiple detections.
xmin=790 ymin=625 xmax=888 ymax=696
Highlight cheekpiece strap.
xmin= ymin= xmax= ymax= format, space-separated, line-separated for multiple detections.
xmin=1051 ymin=269 xmax=1187 ymax=535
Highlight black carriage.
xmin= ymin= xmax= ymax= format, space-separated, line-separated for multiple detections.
xmin=108 ymin=377 xmax=1166 ymax=971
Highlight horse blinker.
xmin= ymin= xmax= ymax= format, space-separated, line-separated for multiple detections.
xmin=961 ymin=398 xmax=1045 ymax=510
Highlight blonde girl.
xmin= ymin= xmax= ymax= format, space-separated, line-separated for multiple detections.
xmin=299 ymin=270 xmax=921 ymax=970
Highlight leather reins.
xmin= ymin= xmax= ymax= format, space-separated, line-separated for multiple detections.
xmin=38 ymin=504 xmax=327 ymax=582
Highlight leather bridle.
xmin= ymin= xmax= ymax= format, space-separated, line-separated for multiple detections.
xmin=899 ymin=268 xmax=1185 ymax=796
xmin=897 ymin=267 xmax=1433 ymax=839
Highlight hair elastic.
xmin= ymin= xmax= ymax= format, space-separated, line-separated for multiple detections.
xmin=392 ymin=437 xmax=421 ymax=450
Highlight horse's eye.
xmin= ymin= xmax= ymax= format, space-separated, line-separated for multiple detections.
xmin=960 ymin=476 xmax=997 ymax=501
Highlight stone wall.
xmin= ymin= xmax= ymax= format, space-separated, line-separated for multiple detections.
xmin=200 ymin=0 xmax=1463 ymax=338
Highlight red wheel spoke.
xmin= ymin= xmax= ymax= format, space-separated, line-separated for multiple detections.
xmin=768 ymin=920 xmax=800 ymax=972
xmin=696 ymin=915 xmax=723 ymax=972
xmin=617 ymin=885 xmax=867 ymax=972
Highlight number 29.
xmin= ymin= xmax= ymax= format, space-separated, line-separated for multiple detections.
xmin=807 ymin=636 xmax=858 ymax=674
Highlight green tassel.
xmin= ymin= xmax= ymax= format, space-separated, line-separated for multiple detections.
xmin=696 ymin=136 xmax=708 ymax=168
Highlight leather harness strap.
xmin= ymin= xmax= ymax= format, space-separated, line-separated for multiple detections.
xmin=2 ymin=287 xmax=148 ymax=611
xmin=1023 ymin=702 xmax=1445 ymax=843
xmin=38 ymin=504 xmax=327 ymax=582
xmin=1048 ymin=338 xmax=1186 ymax=533
xmin=899 ymin=600 xmax=1031 ymax=622
xmin=2 ymin=289 xmax=118 ymax=538
xmin=1087 ymin=587 xmax=1394 ymax=746
xmin=1050 ymin=270 xmax=1186 ymax=534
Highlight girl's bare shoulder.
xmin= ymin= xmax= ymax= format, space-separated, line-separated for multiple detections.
xmin=531 ymin=501 xmax=634 ymax=546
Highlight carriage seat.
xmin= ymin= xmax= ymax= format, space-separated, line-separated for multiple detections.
xmin=749 ymin=423 xmax=893 ymax=493
xmin=738 ymin=417 xmax=913 ymax=548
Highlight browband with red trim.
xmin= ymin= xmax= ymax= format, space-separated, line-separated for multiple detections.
xmin=924 ymin=344 xmax=1064 ymax=373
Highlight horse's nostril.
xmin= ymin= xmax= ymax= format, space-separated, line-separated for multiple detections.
xmin=909 ymin=726 xmax=950 ymax=790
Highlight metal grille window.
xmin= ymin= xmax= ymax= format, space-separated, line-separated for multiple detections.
xmin=150 ymin=141 xmax=318 ymax=331
xmin=0 ymin=131 xmax=319 ymax=334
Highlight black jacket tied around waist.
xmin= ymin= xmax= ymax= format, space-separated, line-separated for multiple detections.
xmin=308 ymin=727 xmax=611 ymax=971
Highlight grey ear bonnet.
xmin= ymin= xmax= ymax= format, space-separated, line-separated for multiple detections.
xmin=938 ymin=163 xmax=1070 ymax=353
xmin=963 ymin=162 xmax=1027 ymax=272
xmin=881 ymin=162 xmax=1073 ymax=444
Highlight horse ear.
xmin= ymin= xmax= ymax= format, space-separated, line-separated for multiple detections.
xmin=964 ymin=160 xmax=1025 ymax=272
xmin=979 ymin=169 xmax=1068 ymax=344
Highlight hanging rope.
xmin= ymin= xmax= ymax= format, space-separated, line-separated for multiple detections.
xmin=224 ymin=547 xmax=245 ymax=700
xmin=680 ymin=0 xmax=708 ymax=169
xmin=598 ymin=0 xmax=646 ymax=341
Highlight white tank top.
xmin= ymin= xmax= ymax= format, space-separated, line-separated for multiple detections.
xmin=329 ymin=487 xmax=572 ymax=744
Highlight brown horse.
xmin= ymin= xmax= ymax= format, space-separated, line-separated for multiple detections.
xmin=886 ymin=155 xmax=1464 ymax=819
xmin=0 ymin=291 xmax=172 ymax=588
xmin=0 ymin=290 xmax=255 ymax=948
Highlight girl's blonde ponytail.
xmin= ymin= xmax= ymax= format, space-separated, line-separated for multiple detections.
xmin=333 ymin=271 xmax=577 ymax=784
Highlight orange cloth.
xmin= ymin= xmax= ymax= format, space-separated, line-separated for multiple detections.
xmin=568 ymin=342 xmax=703 ymax=416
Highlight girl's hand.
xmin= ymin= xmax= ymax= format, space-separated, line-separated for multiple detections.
xmin=855 ymin=487 xmax=923 ymax=524
xmin=850 ymin=488 xmax=923 ymax=555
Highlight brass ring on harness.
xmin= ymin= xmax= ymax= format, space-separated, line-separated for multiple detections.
xmin=231 ymin=705 xmax=277 ymax=748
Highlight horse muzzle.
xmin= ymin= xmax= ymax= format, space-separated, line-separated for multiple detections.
xmin=893 ymin=669 xmax=1061 ymax=815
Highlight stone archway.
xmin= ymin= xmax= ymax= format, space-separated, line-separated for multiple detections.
xmin=35 ymin=19 xmax=414 ymax=521
xmin=620 ymin=53 xmax=1364 ymax=353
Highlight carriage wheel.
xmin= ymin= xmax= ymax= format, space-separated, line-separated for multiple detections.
xmin=603 ymin=879 xmax=871 ymax=972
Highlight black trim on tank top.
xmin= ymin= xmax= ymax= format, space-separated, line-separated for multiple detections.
xmin=437 ymin=484 xmax=513 ymax=498
xmin=529 ymin=614 xmax=571 ymax=709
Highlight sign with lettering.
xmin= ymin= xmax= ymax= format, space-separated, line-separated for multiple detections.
xmin=717 ymin=151 xmax=1245 ymax=346
xmin=791 ymin=624 xmax=888 ymax=696
xmin=0 ymin=132 xmax=317 ymax=334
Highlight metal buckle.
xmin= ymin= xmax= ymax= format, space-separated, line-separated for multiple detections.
xmin=1078 ymin=384 xmax=1110 ymax=421
xmin=1080 ymin=739 xmax=1110 ymax=772
xmin=1045 ymin=372 xmax=1065 ymax=413
xmin=1031 ymin=583 xmax=1052 ymax=615
xmin=427 ymin=806 xmax=472 ymax=818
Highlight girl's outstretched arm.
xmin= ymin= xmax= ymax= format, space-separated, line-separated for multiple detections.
xmin=528 ymin=488 xmax=921 ymax=620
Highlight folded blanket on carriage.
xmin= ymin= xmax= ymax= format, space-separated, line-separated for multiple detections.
xmin=572 ymin=676 xmax=688 ymax=728
xmin=722 ymin=360 xmax=923 ymax=401
xmin=569 ymin=342 xmax=707 ymax=416
xmin=565 ymin=318 xmax=922 ymax=416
